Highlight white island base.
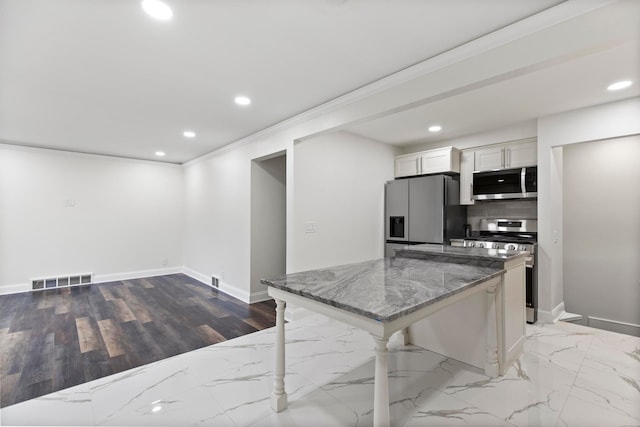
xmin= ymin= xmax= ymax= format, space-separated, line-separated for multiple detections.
xmin=408 ymin=255 xmax=527 ymax=376
xmin=263 ymin=248 xmax=527 ymax=427
xmin=268 ymin=274 xmax=515 ymax=427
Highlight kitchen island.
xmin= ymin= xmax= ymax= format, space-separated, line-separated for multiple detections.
xmin=261 ymin=245 xmax=527 ymax=427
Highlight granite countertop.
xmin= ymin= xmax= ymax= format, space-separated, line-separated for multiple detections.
xmin=261 ymin=257 xmax=503 ymax=323
xmin=396 ymin=244 xmax=529 ymax=263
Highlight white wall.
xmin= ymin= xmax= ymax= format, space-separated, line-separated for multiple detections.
xmin=537 ymin=96 xmax=640 ymax=322
xmin=182 ymin=129 xmax=394 ymax=302
xmin=182 ymin=145 xmax=254 ymax=299
xmin=250 ymin=154 xmax=286 ymax=301
xmin=562 ymin=135 xmax=640 ymax=335
xmin=181 ymin=128 xmax=298 ymax=302
xmin=292 ymin=132 xmax=396 ymax=272
xmin=0 ymin=144 xmax=184 ymax=293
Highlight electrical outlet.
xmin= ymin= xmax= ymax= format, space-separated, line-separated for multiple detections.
xmin=161 ymin=257 xmax=168 ymax=266
xmin=304 ymin=222 xmax=317 ymax=233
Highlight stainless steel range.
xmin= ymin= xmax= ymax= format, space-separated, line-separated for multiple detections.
xmin=451 ymin=218 xmax=538 ymax=324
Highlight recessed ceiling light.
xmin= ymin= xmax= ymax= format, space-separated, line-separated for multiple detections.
xmin=183 ymin=130 xmax=196 ymax=138
xmin=235 ymin=96 xmax=251 ymax=106
xmin=607 ymin=80 xmax=632 ymax=91
xmin=155 ymin=151 xmax=166 ymax=157
xmin=141 ymin=0 xmax=173 ymax=21
xmin=428 ymin=125 xmax=442 ymax=132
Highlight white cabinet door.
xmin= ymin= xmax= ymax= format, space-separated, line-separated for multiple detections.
xmin=394 ymin=153 xmax=420 ymax=178
xmin=460 ymin=149 xmax=475 ymax=205
xmin=395 ymin=147 xmax=459 ymax=178
xmin=474 ymin=146 xmax=504 ymax=171
xmin=474 ymin=140 xmax=537 ymax=171
xmin=505 ymin=140 xmax=536 ymax=168
xmin=419 ymin=147 xmax=460 ymax=175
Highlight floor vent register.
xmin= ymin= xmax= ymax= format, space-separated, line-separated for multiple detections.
xmin=31 ymin=273 xmax=93 ymax=291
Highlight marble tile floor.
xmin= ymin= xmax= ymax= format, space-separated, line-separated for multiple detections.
xmin=0 ymin=314 xmax=638 ymax=427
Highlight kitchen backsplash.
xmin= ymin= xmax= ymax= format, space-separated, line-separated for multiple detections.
xmin=466 ymin=200 xmax=537 ymax=230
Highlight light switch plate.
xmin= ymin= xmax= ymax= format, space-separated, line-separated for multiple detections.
xmin=304 ymin=222 xmax=317 ymax=233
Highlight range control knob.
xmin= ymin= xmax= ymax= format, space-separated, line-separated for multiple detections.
xmin=467 ymin=241 xmax=475 ymax=248
xmin=477 ymin=242 xmax=485 ymax=248
xmin=506 ymin=243 xmax=517 ymax=251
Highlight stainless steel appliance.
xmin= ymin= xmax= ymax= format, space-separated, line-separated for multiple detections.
xmin=451 ymin=218 xmax=538 ymax=323
xmin=385 ymin=174 xmax=466 ymax=257
xmin=473 ymin=167 xmax=537 ymax=200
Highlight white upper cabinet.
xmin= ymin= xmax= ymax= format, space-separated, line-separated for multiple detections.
xmin=474 ymin=146 xmax=505 ymax=171
xmin=474 ymin=139 xmax=537 ymax=172
xmin=394 ymin=152 xmax=421 ymax=178
xmin=506 ymin=140 xmax=537 ymax=168
xmin=460 ymin=149 xmax=475 ymax=205
xmin=419 ymin=147 xmax=460 ymax=175
xmin=394 ymin=147 xmax=460 ymax=178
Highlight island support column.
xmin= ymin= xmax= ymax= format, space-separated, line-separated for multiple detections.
xmin=485 ymin=284 xmax=500 ymax=378
xmin=271 ymin=299 xmax=288 ymax=412
xmin=372 ymin=335 xmax=390 ymax=427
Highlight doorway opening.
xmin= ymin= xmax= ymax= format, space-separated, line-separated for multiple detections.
xmin=250 ymin=152 xmax=286 ymax=302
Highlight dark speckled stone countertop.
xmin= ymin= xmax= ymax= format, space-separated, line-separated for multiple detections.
xmin=261 ymin=247 xmax=510 ymax=322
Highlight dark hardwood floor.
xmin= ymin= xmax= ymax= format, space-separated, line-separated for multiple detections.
xmin=0 ymin=274 xmax=276 ymax=408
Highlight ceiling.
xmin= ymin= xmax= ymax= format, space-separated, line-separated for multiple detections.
xmin=347 ymin=39 xmax=640 ymax=147
xmin=0 ymin=0 xmax=638 ymax=163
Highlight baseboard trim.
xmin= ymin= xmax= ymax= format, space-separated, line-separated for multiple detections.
xmin=3 ymin=266 xmax=271 ymax=304
xmin=0 ymin=267 xmax=184 ymax=296
xmin=559 ymin=311 xmax=582 ymax=322
xmin=537 ymin=301 xmax=565 ymax=324
xmin=587 ymin=316 xmax=640 ymax=337
xmin=93 ymin=267 xmax=182 ymax=284
xmin=249 ymin=289 xmax=271 ymax=304
xmin=181 ymin=267 xmax=210 ymax=287
xmin=182 ymin=266 xmax=260 ymax=304
xmin=0 ymin=283 xmax=30 ymax=295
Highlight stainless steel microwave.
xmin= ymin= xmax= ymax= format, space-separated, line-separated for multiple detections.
xmin=472 ymin=167 xmax=537 ymax=200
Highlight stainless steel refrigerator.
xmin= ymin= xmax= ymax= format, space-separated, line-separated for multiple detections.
xmin=385 ymin=174 xmax=466 ymax=257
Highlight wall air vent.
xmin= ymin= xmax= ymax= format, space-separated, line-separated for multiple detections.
xmin=31 ymin=273 xmax=93 ymax=291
